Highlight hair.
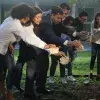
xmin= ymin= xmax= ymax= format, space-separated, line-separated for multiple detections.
xmin=51 ymin=6 xmax=63 ymax=15
xmin=30 ymin=6 xmax=42 ymax=24
xmin=32 ymin=6 xmax=42 ymax=17
xmin=63 ymin=16 xmax=74 ymax=26
xmin=94 ymin=12 xmax=100 ymax=28
xmin=60 ymin=3 xmax=70 ymax=10
xmin=79 ymin=11 xmax=88 ymax=18
xmin=11 ymin=3 xmax=34 ymax=19
xmin=31 ymin=7 xmax=42 ymax=36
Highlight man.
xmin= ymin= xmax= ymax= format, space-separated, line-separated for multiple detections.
xmin=49 ymin=3 xmax=78 ymax=84
xmin=74 ymin=11 xmax=88 ymax=32
xmin=0 ymin=4 xmax=58 ymax=100
xmin=36 ymin=6 xmax=80 ymax=94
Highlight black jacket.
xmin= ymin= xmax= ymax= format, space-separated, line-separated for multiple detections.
xmin=38 ymin=12 xmax=67 ymax=46
xmin=74 ymin=17 xmax=84 ymax=32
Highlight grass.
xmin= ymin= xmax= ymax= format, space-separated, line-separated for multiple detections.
xmin=14 ymin=50 xmax=97 ymax=76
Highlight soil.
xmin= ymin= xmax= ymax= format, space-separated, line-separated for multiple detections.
xmin=13 ymin=81 xmax=100 ymax=100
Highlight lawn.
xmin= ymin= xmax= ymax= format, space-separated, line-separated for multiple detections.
xmin=14 ymin=50 xmax=97 ymax=76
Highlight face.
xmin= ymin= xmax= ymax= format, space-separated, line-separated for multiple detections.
xmin=62 ymin=9 xmax=70 ymax=20
xmin=51 ymin=14 xmax=63 ymax=24
xmin=96 ymin=16 xmax=100 ymax=25
xmin=20 ymin=17 xmax=30 ymax=24
xmin=32 ymin=13 xmax=42 ymax=25
xmin=79 ymin=16 xmax=87 ymax=24
xmin=68 ymin=20 xmax=74 ymax=26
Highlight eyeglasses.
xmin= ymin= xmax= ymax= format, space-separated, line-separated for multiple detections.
xmin=81 ymin=17 xmax=87 ymax=21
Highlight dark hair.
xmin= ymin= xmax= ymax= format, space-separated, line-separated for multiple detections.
xmin=94 ymin=12 xmax=100 ymax=28
xmin=79 ymin=11 xmax=88 ymax=18
xmin=51 ymin=6 xmax=63 ymax=15
xmin=63 ymin=16 xmax=74 ymax=26
xmin=32 ymin=6 xmax=42 ymax=17
xmin=60 ymin=3 xmax=70 ymax=10
xmin=11 ymin=3 xmax=34 ymax=19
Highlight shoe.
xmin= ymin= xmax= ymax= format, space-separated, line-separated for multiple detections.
xmin=36 ymin=88 xmax=53 ymax=94
xmin=48 ymin=77 xmax=55 ymax=84
xmin=90 ymin=73 xmax=94 ymax=80
xmin=65 ymin=69 xmax=68 ymax=76
xmin=15 ymin=86 xmax=24 ymax=93
xmin=60 ymin=77 xmax=67 ymax=84
xmin=24 ymin=93 xmax=41 ymax=100
xmin=5 ymin=90 xmax=15 ymax=100
xmin=96 ymin=75 xmax=100 ymax=81
xmin=24 ymin=94 xmax=36 ymax=100
xmin=66 ymin=76 xmax=76 ymax=82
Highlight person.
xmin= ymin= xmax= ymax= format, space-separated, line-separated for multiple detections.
xmin=74 ymin=11 xmax=88 ymax=32
xmin=48 ymin=3 xmax=77 ymax=84
xmin=90 ymin=12 xmax=100 ymax=80
xmin=63 ymin=16 xmax=77 ymax=82
xmin=0 ymin=3 xmax=56 ymax=100
xmin=36 ymin=6 xmax=82 ymax=94
xmin=14 ymin=6 xmax=64 ymax=100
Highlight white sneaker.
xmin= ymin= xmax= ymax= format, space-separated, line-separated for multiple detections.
xmin=48 ymin=77 xmax=55 ymax=84
xmin=60 ymin=77 xmax=67 ymax=84
xmin=65 ymin=68 xmax=68 ymax=76
xmin=66 ymin=76 xmax=76 ymax=82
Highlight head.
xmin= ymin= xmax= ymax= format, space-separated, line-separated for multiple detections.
xmin=60 ymin=3 xmax=70 ymax=20
xmin=11 ymin=3 xmax=34 ymax=25
xmin=78 ymin=11 xmax=88 ymax=24
xmin=51 ymin=6 xmax=63 ymax=24
xmin=31 ymin=7 xmax=42 ymax=25
xmin=63 ymin=16 xmax=74 ymax=26
xmin=94 ymin=12 xmax=100 ymax=28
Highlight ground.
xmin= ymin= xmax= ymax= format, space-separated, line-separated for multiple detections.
xmin=11 ymin=51 xmax=100 ymax=100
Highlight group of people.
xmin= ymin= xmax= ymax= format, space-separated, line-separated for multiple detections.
xmin=0 ymin=2 xmax=100 ymax=100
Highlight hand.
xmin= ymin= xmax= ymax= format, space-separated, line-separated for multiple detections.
xmin=53 ymin=51 xmax=66 ymax=57
xmin=77 ymin=31 xmax=89 ymax=37
xmin=65 ymin=26 xmax=76 ymax=35
xmin=73 ymin=40 xmax=84 ymax=51
xmin=67 ymin=41 xmax=75 ymax=47
xmin=8 ymin=44 xmax=14 ymax=54
xmin=44 ymin=44 xmax=56 ymax=49
xmin=48 ymin=44 xmax=56 ymax=48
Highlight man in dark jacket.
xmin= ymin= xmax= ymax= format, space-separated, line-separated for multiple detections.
xmin=36 ymin=6 xmax=80 ymax=94
xmin=74 ymin=11 xmax=88 ymax=32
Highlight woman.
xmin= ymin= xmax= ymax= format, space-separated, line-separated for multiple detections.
xmin=0 ymin=4 xmax=56 ymax=100
xmin=90 ymin=12 xmax=100 ymax=80
xmin=14 ymin=6 xmax=62 ymax=100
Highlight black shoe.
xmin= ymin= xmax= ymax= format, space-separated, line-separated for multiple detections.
xmin=96 ymin=75 xmax=100 ymax=81
xmin=90 ymin=73 xmax=94 ymax=80
xmin=24 ymin=92 xmax=41 ymax=100
xmin=37 ymin=88 xmax=53 ymax=94
xmin=24 ymin=93 xmax=36 ymax=100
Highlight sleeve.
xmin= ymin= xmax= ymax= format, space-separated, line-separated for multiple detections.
xmin=13 ymin=22 xmax=46 ymax=49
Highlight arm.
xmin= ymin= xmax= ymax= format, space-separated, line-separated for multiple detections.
xmin=13 ymin=23 xmax=46 ymax=49
xmin=39 ymin=23 xmax=68 ymax=46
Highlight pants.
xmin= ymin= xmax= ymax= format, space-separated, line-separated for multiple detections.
xmin=67 ymin=46 xmax=77 ymax=76
xmin=14 ymin=62 xmax=25 ymax=88
xmin=0 ymin=51 xmax=15 ymax=90
xmin=90 ymin=43 xmax=100 ymax=74
xmin=25 ymin=59 xmax=36 ymax=95
xmin=36 ymin=52 xmax=49 ymax=90
xmin=6 ymin=52 xmax=15 ymax=90
xmin=50 ymin=46 xmax=76 ymax=77
xmin=50 ymin=55 xmax=65 ymax=77
xmin=14 ymin=40 xmax=36 ymax=89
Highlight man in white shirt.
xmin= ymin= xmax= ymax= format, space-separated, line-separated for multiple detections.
xmin=0 ymin=4 xmax=59 ymax=100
